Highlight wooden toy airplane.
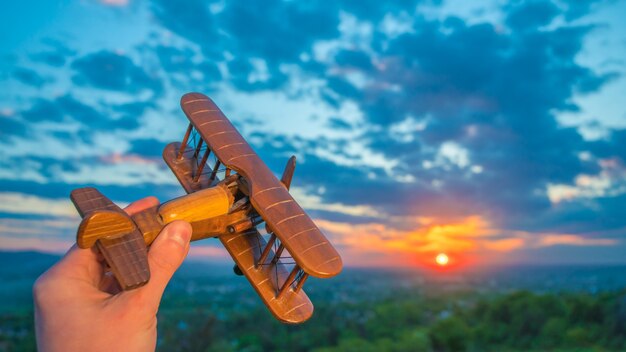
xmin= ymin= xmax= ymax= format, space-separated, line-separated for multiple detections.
xmin=70 ymin=93 xmax=342 ymax=324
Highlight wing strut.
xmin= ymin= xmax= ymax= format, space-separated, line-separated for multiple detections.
xmin=177 ymin=123 xmax=193 ymax=160
xmin=271 ymin=243 xmax=285 ymax=264
xmin=209 ymin=160 xmax=221 ymax=182
xmin=256 ymin=233 xmax=277 ymax=268
xmin=194 ymin=148 xmax=211 ymax=182
xmin=277 ymin=265 xmax=300 ymax=299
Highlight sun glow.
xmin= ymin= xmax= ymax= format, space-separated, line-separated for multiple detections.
xmin=435 ymin=253 xmax=449 ymax=266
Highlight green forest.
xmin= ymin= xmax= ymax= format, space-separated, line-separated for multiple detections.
xmin=3 ymin=289 xmax=626 ymax=351
xmin=1 ymin=254 xmax=625 ymax=352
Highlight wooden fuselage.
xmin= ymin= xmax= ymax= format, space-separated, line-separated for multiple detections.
xmin=130 ymin=179 xmax=256 ymax=247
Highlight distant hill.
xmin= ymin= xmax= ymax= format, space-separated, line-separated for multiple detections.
xmin=1 ymin=250 xmax=625 ymax=314
xmin=0 ymin=251 xmax=60 ymax=313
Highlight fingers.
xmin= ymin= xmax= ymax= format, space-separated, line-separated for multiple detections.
xmin=130 ymin=220 xmax=192 ymax=309
xmin=51 ymin=245 xmax=105 ymax=287
xmin=124 ymin=196 xmax=159 ymax=216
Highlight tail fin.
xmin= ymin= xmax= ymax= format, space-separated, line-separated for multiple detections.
xmin=281 ymin=156 xmax=296 ymax=190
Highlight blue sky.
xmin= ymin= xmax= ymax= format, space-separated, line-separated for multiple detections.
xmin=1 ymin=0 xmax=625 ymax=268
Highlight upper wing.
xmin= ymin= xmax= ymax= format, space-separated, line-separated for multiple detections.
xmin=219 ymin=228 xmax=313 ymax=323
xmin=180 ymin=93 xmax=342 ymax=279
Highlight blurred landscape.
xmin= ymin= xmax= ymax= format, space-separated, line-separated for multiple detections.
xmin=1 ymin=250 xmax=625 ymax=352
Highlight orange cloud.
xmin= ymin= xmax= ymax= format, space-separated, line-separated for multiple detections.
xmin=317 ymin=215 xmax=510 ymax=268
xmin=482 ymin=237 xmax=525 ymax=252
xmin=317 ymin=215 xmax=621 ymax=268
xmin=318 ymin=215 xmax=498 ymax=255
xmin=537 ymin=234 xmax=616 ymax=247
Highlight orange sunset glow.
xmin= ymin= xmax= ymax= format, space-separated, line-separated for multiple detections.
xmin=316 ymin=214 xmax=618 ymax=270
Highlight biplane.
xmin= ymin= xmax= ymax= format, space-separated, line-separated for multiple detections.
xmin=70 ymin=92 xmax=342 ymax=324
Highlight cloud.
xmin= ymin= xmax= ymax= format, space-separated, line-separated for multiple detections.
xmin=2 ymin=0 xmax=625 ymax=265
xmin=13 ymin=67 xmax=48 ymax=87
xmin=0 ymin=236 xmax=72 ymax=253
xmin=100 ymin=0 xmax=129 ymax=6
xmin=0 ymin=115 xmax=27 ymax=140
xmin=537 ymin=234 xmax=616 ymax=247
xmin=188 ymin=244 xmax=230 ymax=260
xmin=71 ymin=50 xmax=162 ymax=94
xmin=20 ymin=94 xmax=141 ymax=131
xmin=28 ymin=38 xmax=76 ymax=67
xmin=129 ymin=138 xmax=167 ymax=158
xmin=505 ymin=0 xmax=559 ymax=30
xmin=483 ymin=238 xmax=526 ymax=252
xmin=0 ymin=192 xmax=79 ymax=218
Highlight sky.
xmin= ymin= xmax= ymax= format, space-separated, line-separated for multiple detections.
xmin=1 ymin=0 xmax=625 ymax=269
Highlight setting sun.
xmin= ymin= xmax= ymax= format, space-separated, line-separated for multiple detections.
xmin=435 ymin=253 xmax=449 ymax=266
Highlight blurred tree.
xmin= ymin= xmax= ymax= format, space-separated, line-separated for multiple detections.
xmin=429 ymin=317 xmax=469 ymax=352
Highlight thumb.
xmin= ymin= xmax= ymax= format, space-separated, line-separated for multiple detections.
xmin=136 ymin=220 xmax=192 ymax=308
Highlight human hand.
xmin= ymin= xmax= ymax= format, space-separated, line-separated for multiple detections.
xmin=33 ymin=197 xmax=192 ymax=352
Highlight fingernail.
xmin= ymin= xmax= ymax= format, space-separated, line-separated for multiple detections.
xmin=165 ymin=221 xmax=192 ymax=248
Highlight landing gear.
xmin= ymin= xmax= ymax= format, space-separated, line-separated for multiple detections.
xmin=233 ymin=264 xmax=243 ymax=276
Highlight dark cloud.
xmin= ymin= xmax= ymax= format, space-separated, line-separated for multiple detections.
xmin=155 ymin=45 xmax=197 ymax=72
xmin=71 ymin=50 xmax=162 ymax=94
xmin=301 ymin=3 xmax=618 ymax=232
xmin=0 ymin=178 xmax=180 ymax=205
xmin=505 ymin=0 xmax=559 ymax=30
xmin=20 ymin=95 xmax=140 ymax=130
xmin=562 ymin=0 xmax=608 ymax=21
xmin=0 ymin=116 xmax=27 ymax=139
xmin=31 ymin=38 xmax=75 ymax=67
xmin=150 ymin=0 xmax=340 ymax=92
xmin=112 ymin=100 xmax=154 ymax=130
xmin=151 ymin=0 xmax=221 ymax=58
xmin=13 ymin=67 xmax=48 ymax=87
xmin=226 ymin=57 xmax=287 ymax=91
xmin=31 ymin=51 xmax=67 ymax=67
xmin=221 ymin=1 xmax=339 ymax=65
xmin=326 ymin=117 xmax=353 ymax=130
xmin=588 ymin=128 xmax=626 ymax=162
xmin=21 ymin=99 xmax=64 ymax=122
xmin=129 ymin=138 xmax=166 ymax=158
xmin=334 ymin=49 xmax=374 ymax=71
xmin=335 ymin=0 xmax=432 ymax=22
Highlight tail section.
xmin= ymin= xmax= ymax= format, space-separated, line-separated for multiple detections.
xmin=281 ymin=156 xmax=296 ymax=190
xmin=70 ymin=188 xmax=150 ymax=290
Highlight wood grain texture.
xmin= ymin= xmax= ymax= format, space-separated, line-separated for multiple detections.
xmin=158 ymin=185 xmax=232 ymax=224
xmin=280 ymin=156 xmax=296 ymax=190
xmin=180 ymin=92 xmax=343 ymax=279
xmin=97 ymin=229 xmax=150 ymax=290
xmin=76 ymin=210 xmax=136 ymax=248
xmin=69 ymin=92 xmax=343 ymax=324
xmin=219 ymin=228 xmax=313 ymax=323
xmin=71 ymin=187 xmax=150 ymax=290
xmin=163 ymin=142 xmax=216 ymax=193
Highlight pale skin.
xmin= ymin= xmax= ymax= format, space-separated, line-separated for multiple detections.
xmin=33 ymin=197 xmax=192 ymax=352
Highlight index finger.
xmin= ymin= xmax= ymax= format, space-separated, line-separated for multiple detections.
xmin=124 ymin=196 xmax=159 ymax=216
